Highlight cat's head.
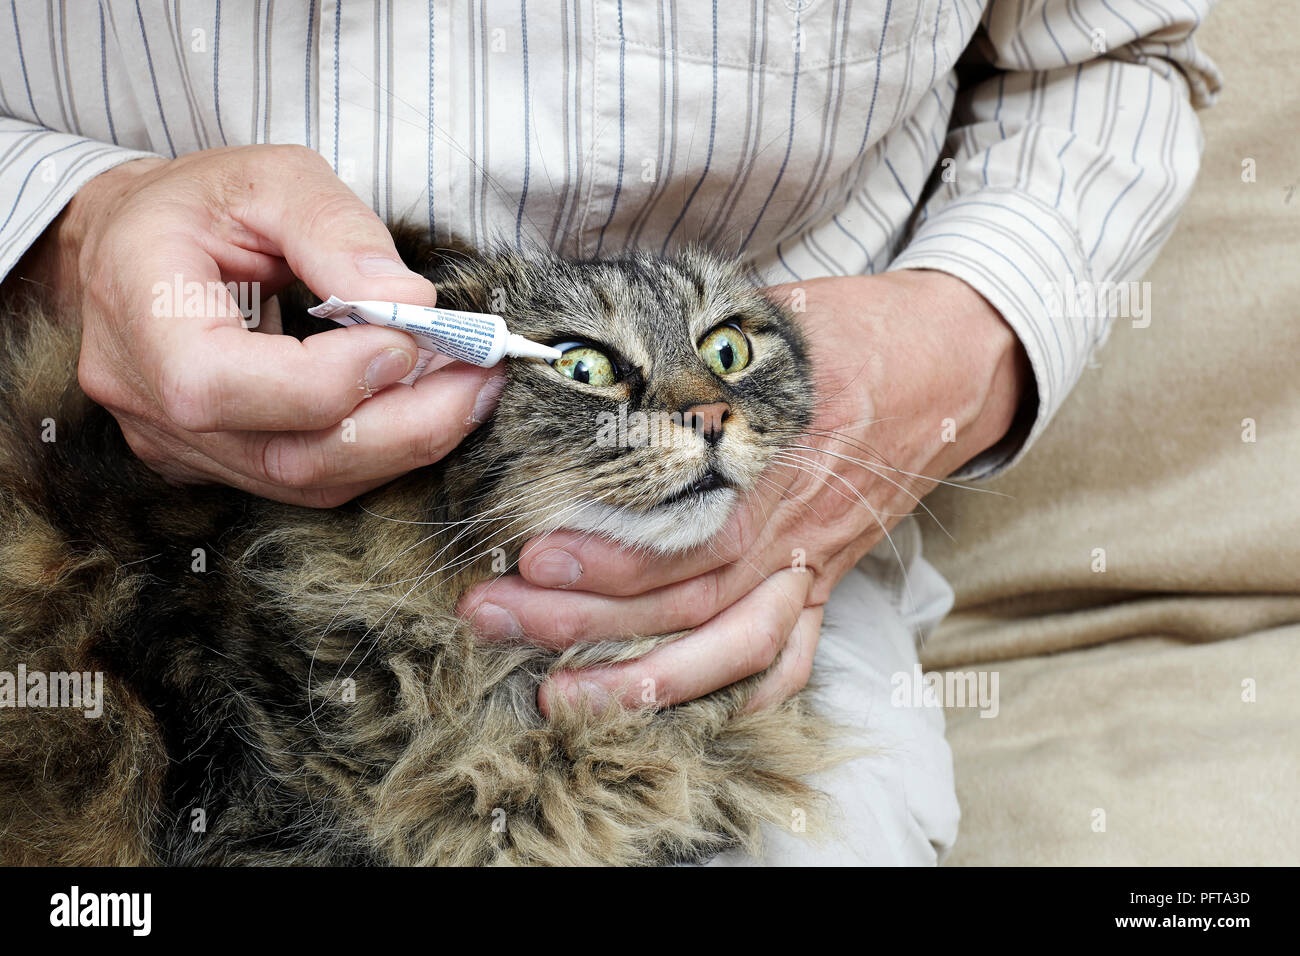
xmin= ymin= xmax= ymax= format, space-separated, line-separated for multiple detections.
xmin=427 ymin=245 xmax=812 ymax=554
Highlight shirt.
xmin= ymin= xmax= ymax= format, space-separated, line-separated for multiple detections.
xmin=0 ymin=0 xmax=1221 ymax=475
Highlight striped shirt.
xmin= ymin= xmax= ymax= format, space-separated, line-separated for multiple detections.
xmin=0 ymin=0 xmax=1220 ymax=475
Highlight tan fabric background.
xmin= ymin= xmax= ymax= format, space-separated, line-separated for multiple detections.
xmin=916 ymin=3 xmax=1300 ymax=864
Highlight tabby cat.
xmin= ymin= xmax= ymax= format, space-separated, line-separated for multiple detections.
xmin=0 ymin=233 xmax=840 ymax=865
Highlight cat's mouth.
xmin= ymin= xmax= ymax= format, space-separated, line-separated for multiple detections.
xmin=656 ymin=469 xmax=733 ymax=508
xmin=557 ymin=468 xmax=743 ymax=553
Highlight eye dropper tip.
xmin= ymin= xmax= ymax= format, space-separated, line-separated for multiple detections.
xmin=505 ymin=334 xmax=563 ymax=362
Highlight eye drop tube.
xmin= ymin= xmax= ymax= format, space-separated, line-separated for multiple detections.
xmin=307 ymin=296 xmax=561 ymax=376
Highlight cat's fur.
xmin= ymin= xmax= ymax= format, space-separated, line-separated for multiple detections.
xmin=0 ymin=233 xmax=840 ymax=865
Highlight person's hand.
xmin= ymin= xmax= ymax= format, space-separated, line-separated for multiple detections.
xmin=9 ymin=145 xmax=504 ymax=506
xmin=459 ymin=269 xmax=1030 ymax=713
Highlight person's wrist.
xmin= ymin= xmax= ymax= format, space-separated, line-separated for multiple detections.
xmin=897 ymin=268 xmax=1031 ymax=464
xmin=62 ymin=157 xmax=168 ymax=278
xmin=961 ymin=284 xmax=1030 ymax=459
xmin=5 ymin=157 xmax=167 ymax=311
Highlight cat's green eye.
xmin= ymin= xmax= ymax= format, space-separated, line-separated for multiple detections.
xmin=698 ymin=324 xmax=751 ymax=376
xmin=552 ymin=345 xmax=618 ymax=386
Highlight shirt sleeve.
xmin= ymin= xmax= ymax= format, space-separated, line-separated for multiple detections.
xmin=887 ymin=0 xmax=1222 ymax=478
xmin=0 ymin=117 xmax=156 ymax=281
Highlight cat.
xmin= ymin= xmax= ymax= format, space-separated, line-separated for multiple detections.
xmin=0 ymin=232 xmax=843 ymax=865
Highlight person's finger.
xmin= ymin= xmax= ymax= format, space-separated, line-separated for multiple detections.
xmin=538 ymin=568 xmax=810 ymax=715
xmin=460 ymin=553 xmax=768 ymax=649
xmin=231 ymin=364 xmax=506 ymax=489
xmin=118 ymin=416 xmax=400 ymax=507
xmin=742 ymin=605 xmax=822 ymax=713
xmin=146 ymin=321 xmax=428 ymax=433
xmin=97 ymin=231 xmax=427 ymax=435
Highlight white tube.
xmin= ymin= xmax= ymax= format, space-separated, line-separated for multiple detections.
xmin=307 ymin=296 xmax=561 ymax=376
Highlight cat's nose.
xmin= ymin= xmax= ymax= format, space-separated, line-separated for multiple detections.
xmin=682 ymin=402 xmax=731 ymax=445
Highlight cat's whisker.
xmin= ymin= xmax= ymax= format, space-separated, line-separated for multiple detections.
xmin=368 ymin=489 xmax=591 ymax=590
xmin=768 ymin=452 xmax=924 ymax=643
xmin=740 ymin=469 xmax=834 ymax=530
xmin=391 ymin=461 xmax=606 ymax=563
xmin=350 ymin=484 xmax=587 ymax=629
xmin=771 ymin=451 xmax=920 ymax=522
xmin=311 ymin=528 xmax=440 ymax=634
xmin=809 ymin=416 xmax=895 ymax=434
xmin=332 ymin=493 xmax=563 ymax=594
xmin=768 ymin=453 xmax=908 ymax=522
xmin=801 ymin=426 xmax=895 ymax=471
xmin=444 ymin=458 xmax=603 ymax=515
xmin=409 ymin=486 xmax=603 ymax=594
xmin=785 ymin=443 xmax=952 ymax=539
xmin=299 ymin=524 xmax=449 ymax=709
xmin=802 ymin=429 xmax=1012 ymax=498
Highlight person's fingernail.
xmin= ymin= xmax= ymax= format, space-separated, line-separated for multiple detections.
xmin=365 ymin=348 xmax=415 ymax=392
xmin=356 ymin=255 xmax=417 ymax=277
xmin=471 ymin=603 xmax=522 ymax=640
xmin=530 ymin=548 xmax=581 ymax=588
xmin=467 ymin=374 xmax=506 ymax=425
xmin=576 ymin=681 xmax=611 ymax=710
xmin=555 ymin=676 xmax=610 ymax=710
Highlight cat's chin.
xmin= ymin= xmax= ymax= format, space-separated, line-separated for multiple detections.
xmin=560 ymin=487 xmax=739 ymax=554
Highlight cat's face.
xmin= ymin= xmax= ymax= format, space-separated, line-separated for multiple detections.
xmin=431 ymin=247 xmax=812 ymax=554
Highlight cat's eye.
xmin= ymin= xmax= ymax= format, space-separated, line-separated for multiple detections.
xmin=551 ymin=343 xmax=618 ymax=386
xmin=698 ymin=324 xmax=751 ymax=376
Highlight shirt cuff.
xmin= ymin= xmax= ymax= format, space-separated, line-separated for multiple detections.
xmin=0 ymin=124 xmax=156 ymax=281
xmin=886 ymin=187 xmax=1096 ymax=479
